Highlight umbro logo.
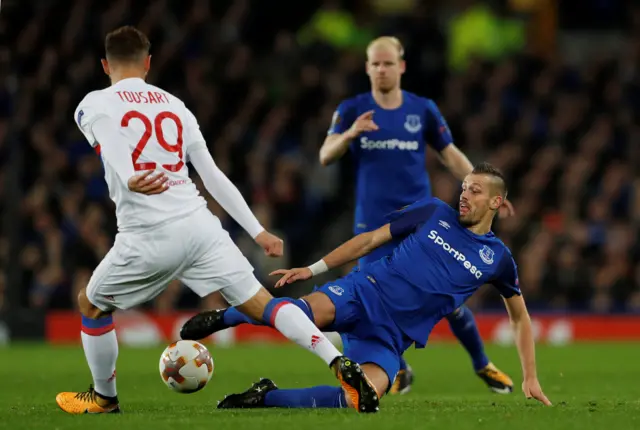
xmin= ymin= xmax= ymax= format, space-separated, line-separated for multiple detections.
xmin=438 ymin=220 xmax=450 ymax=230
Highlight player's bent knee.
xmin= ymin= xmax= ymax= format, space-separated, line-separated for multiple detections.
xmin=77 ymin=288 xmax=109 ymax=319
xmin=202 ymin=290 xmax=229 ymax=310
xmin=301 ymin=292 xmax=336 ymax=328
xmin=361 ymin=363 xmax=390 ymax=398
xmin=234 ymin=286 xmax=273 ymax=322
xmin=220 ymin=276 xmax=266 ymax=314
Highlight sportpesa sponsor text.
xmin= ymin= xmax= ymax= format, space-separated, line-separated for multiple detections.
xmin=360 ymin=137 xmax=419 ymax=151
xmin=428 ymin=230 xmax=484 ymax=279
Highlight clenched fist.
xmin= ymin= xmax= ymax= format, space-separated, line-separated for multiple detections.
xmin=254 ymin=230 xmax=284 ymax=257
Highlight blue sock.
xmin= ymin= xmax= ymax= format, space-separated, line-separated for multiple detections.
xmin=262 ymin=297 xmax=315 ymax=326
xmin=222 ymin=307 xmax=261 ymax=327
xmin=446 ymin=306 xmax=489 ymax=371
xmin=222 ymin=298 xmax=314 ymax=328
xmin=399 ymin=355 xmax=408 ymax=371
xmin=265 ymin=386 xmax=347 ymax=408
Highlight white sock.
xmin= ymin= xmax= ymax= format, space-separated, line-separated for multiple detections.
xmin=272 ymin=303 xmax=341 ymax=366
xmin=81 ymin=330 xmax=119 ymax=398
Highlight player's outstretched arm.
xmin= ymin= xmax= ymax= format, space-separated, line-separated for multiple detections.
xmin=319 ymin=223 xmax=392 ymax=268
xmin=424 ymin=101 xmax=472 ymax=181
xmin=189 ymin=149 xmax=267 ymax=239
xmin=503 ymin=295 xmax=552 ymax=406
xmin=319 ymin=134 xmax=351 ymax=166
xmin=270 ymin=224 xmax=392 ymax=287
xmin=437 ymin=144 xmax=474 ymax=182
xmin=320 ymin=110 xmax=378 ymax=166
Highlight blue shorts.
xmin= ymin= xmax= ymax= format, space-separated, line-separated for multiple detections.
xmin=314 ymin=272 xmax=413 ymax=388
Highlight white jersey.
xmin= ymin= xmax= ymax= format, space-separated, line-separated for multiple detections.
xmin=74 ymin=78 xmax=207 ymax=231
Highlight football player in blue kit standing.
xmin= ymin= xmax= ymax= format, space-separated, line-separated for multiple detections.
xmin=180 ymin=163 xmax=550 ymax=413
xmin=317 ymin=36 xmax=515 ymax=395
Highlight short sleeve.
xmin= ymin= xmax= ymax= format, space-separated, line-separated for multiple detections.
xmin=423 ymin=99 xmax=453 ymax=152
xmin=491 ymin=252 xmax=521 ymax=298
xmin=327 ymin=100 xmax=357 ymax=136
xmin=386 ymin=197 xmax=439 ymax=238
xmin=74 ymin=92 xmax=108 ymax=147
xmin=183 ymin=106 xmax=207 ymax=160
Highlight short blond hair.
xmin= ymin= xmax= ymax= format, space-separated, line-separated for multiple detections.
xmin=366 ymin=36 xmax=405 ymax=59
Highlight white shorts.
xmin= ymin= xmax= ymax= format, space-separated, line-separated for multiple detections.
xmin=86 ymin=207 xmax=261 ymax=311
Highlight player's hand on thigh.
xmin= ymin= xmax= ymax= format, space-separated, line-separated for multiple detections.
xmin=270 ymin=267 xmax=312 ymax=288
xmin=522 ymin=378 xmax=552 ymax=406
xmin=254 ymin=230 xmax=284 ymax=257
xmin=128 ymin=170 xmax=169 ymax=195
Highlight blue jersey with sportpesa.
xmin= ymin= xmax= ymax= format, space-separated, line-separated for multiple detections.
xmin=316 ymin=197 xmax=520 ymax=382
xmin=361 ymin=197 xmax=520 ymax=347
xmin=328 ymin=91 xmax=453 ymax=239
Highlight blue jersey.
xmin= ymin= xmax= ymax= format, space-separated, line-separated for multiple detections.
xmin=359 ymin=197 xmax=521 ymax=348
xmin=328 ymin=91 xmax=453 ymax=235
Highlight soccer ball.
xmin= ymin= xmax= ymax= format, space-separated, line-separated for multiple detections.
xmin=159 ymin=340 xmax=214 ymax=393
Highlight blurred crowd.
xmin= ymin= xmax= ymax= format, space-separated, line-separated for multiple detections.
xmin=0 ymin=0 xmax=639 ymax=313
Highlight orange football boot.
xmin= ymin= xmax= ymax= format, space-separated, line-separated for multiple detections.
xmin=56 ymin=385 xmax=121 ymax=414
xmin=477 ymin=362 xmax=514 ymax=394
xmin=389 ymin=364 xmax=414 ymax=395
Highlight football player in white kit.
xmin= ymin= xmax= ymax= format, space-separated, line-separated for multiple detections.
xmin=56 ymin=26 xmax=380 ymax=415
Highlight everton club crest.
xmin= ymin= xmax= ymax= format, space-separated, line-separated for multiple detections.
xmin=404 ymin=114 xmax=422 ymax=133
xmin=479 ymin=245 xmax=495 ymax=265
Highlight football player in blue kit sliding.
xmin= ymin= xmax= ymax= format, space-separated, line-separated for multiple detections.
xmin=180 ymin=163 xmax=551 ymax=412
xmin=318 ymin=36 xmax=515 ymax=394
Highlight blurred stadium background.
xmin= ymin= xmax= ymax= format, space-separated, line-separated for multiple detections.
xmin=1 ymin=0 xmax=639 ymax=348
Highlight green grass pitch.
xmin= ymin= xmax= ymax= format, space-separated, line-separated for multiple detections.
xmin=1 ymin=343 xmax=639 ymax=430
